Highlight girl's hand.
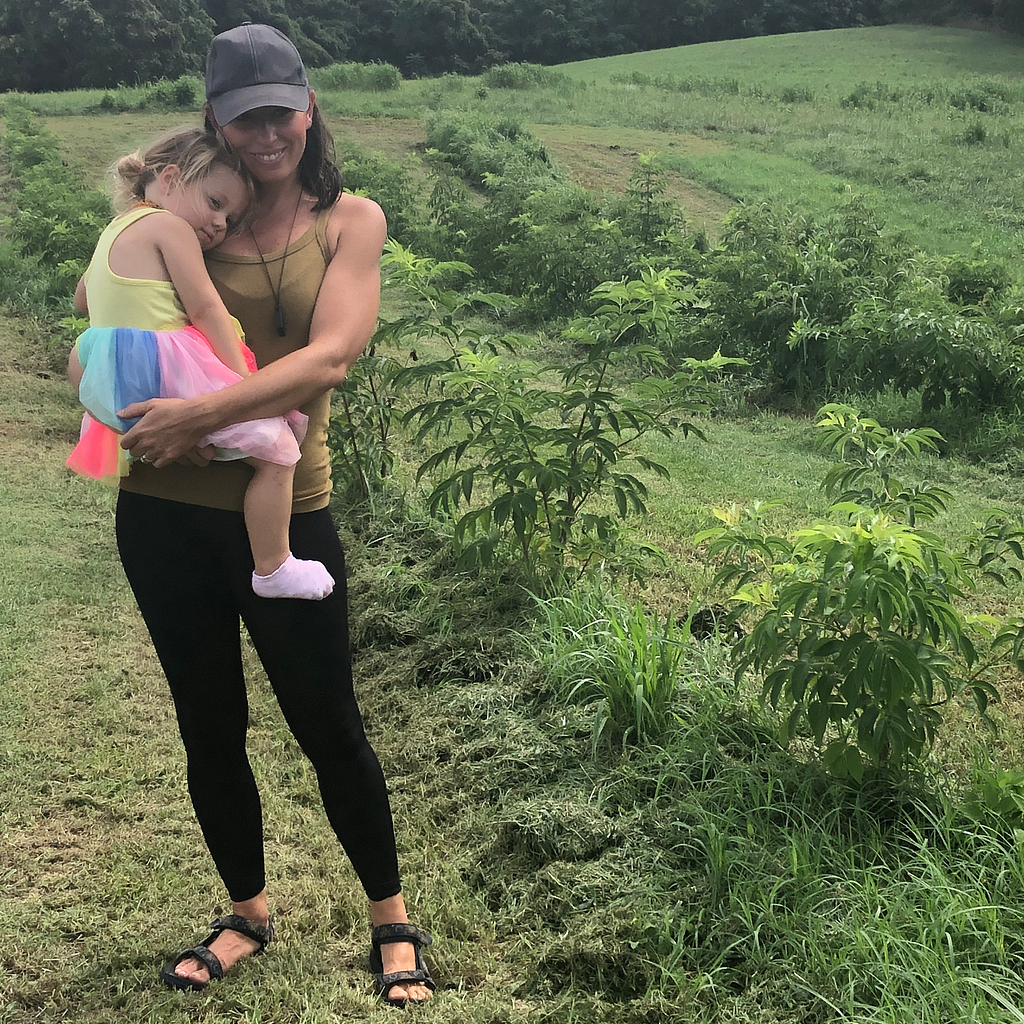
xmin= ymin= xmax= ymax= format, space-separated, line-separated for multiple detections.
xmin=118 ymin=397 xmax=207 ymax=466
xmin=176 ymin=444 xmax=217 ymax=467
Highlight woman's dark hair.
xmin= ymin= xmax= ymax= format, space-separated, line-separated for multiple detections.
xmin=204 ymin=104 xmax=342 ymax=212
xmin=300 ymin=106 xmax=342 ymax=211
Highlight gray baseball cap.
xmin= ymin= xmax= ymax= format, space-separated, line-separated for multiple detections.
xmin=206 ymin=23 xmax=310 ymax=126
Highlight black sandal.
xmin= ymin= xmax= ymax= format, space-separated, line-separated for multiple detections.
xmin=368 ymin=922 xmax=436 ymax=1008
xmin=160 ymin=913 xmax=275 ymax=992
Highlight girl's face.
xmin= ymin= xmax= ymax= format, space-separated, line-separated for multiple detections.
xmin=217 ymin=95 xmax=315 ymax=186
xmin=152 ymin=163 xmax=249 ymax=250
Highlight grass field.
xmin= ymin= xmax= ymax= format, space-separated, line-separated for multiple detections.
xmin=21 ymin=24 xmax=1024 ymax=264
xmin=6 ymin=22 xmax=1024 ymax=1024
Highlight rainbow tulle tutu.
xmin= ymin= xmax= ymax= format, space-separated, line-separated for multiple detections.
xmin=67 ymin=325 xmax=307 ymax=483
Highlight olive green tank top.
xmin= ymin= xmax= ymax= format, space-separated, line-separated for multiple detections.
xmin=119 ymin=205 xmax=336 ymax=513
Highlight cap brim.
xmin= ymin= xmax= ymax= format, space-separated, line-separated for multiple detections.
xmin=210 ymin=83 xmax=310 ymax=126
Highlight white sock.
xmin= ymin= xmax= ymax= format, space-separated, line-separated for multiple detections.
xmin=252 ymin=554 xmax=335 ymax=601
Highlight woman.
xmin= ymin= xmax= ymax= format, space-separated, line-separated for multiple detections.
xmin=113 ymin=22 xmax=434 ymax=1007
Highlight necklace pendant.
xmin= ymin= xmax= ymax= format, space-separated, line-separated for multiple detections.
xmin=275 ymin=302 xmax=287 ymax=337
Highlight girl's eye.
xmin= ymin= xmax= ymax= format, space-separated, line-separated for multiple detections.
xmin=209 ymin=197 xmax=222 ymax=210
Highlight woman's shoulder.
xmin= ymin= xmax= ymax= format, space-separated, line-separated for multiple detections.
xmin=323 ymin=192 xmax=386 ymax=257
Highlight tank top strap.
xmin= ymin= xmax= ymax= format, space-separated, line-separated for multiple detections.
xmin=313 ymin=203 xmax=335 ymax=265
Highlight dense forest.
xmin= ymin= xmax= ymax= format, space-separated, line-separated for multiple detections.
xmin=0 ymin=0 xmax=1017 ymax=90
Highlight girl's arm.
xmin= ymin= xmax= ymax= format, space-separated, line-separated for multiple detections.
xmin=68 ymin=348 xmax=84 ymax=392
xmin=155 ymin=216 xmax=251 ymax=378
xmin=70 ymin=273 xmax=88 ymax=390
xmin=119 ymin=194 xmax=386 ymax=466
xmin=74 ymin=274 xmax=89 ymax=314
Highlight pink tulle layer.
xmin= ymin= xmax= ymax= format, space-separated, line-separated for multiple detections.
xmin=67 ymin=325 xmax=307 ymax=482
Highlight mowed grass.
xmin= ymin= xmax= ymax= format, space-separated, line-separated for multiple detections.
xmin=562 ymin=24 xmax=1024 ymax=87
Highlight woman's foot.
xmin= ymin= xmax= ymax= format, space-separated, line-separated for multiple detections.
xmin=370 ymin=895 xmax=435 ymax=1005
xmin=170 ymin=920 xmax=269 ymax=986
xmin=164 ymin=891 xmax=271 ymax=989
xmin=377 ymin=936 xmax=434 ymax=1004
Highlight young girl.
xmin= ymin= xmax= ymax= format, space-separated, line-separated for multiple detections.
xmin=68 ymin=128 xmax=334 ymax=601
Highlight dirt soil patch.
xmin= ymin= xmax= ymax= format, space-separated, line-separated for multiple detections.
xmin=533 ymin=124 xmax=734 ymax=234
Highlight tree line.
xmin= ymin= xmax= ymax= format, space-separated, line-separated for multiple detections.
xmin=0 ymin=0 xmax=1017 ymax=91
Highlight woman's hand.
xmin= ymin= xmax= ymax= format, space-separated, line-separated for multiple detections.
xmin=118 ymin=397 xmax=210 ymax=467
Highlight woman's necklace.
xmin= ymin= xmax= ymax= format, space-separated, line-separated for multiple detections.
xmin=250 ymin=189 xmax=304 ymax=338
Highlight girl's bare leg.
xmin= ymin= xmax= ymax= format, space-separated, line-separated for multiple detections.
xmin=244 ymin=460 xmax=334 ymax=600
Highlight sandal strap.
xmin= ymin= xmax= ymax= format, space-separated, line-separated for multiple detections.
xmin=207 ymin=914 xmax=275 ymax=950
xmin=186 ymin=943 xmax=225 ymax=980
xmin=379 ymin=968 xmax=437 ymax=995
xmin=371 ymin=922 xmax=432 ymax=949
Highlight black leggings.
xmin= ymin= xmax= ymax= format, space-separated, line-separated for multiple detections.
xmin=115 ymin=489 xmax=401 ymax=904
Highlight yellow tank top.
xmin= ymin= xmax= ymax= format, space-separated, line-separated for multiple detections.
xmin=119 ymin=204 xmax=336 ymax=513
xmin=83 ymin=207 xmax=188 ymax=329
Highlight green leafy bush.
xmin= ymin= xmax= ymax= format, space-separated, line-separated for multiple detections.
xmin=427 ymin=148 xmax=688 ymax=321
xmin=664 ymin=198 xmax=1024 ymax=415
xmin=309 ymin=61 xmax=402 ymax=92
xmin=0 ymin=108 xmax=109 ymax=315
xmin=341 ymin=147 xmax=426 ymax=245
xmin=699 ymin=407 xmax=1003 ymax=779
xmin=341 ymin=245 xmax=735 ymax=585
xmin=425 ymin=110 xmax=551 ymax=185
xmin=95 ymin=75 xmax=200 ymax=112
xmin=328 ymin=242 xmax=509 ymax=501
xmin=482 ymin=63 xmax=575 ymax=90
xmin=942 ymin=250 xmax=1012 ymax=306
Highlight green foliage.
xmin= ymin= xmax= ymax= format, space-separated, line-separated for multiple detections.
xmin=425 ymin=138 xmax=693 ymax=321
xmin=962 ymin=753 xmax=1024 ymax=830
xmin=340 ymin=146 xmax=426 ymax=245
xmin=406 ymin=273 xmax=731 ymax=584
xmin=328 ymin=240 xmax=512 ymax=501
xmin=609 ymin=70 xmax=741 ymax=96
xmin=699 ymin=408 xmax=1005 ymax=779
xmin=663 ymin=198 xmax=1024 ymax=416
xmin=528 ymin=584 xmax=692 ymax=752
xmin=0 ymin=0 xmax=213 ymax=91
xmin=815 ymin=403 xmax=951 ymax=524
xmin=309 ymin=61 xmax=402 ymax=91
xmin=95 ymin=75 xmax=201 ymax=113
xmin=357 ymin=248 xmax=734 ymax=586
xmin=0 ymin=108 xmax=109 ymax=316
xmin=482 ymin=62 xmax=576 ymax=90
xmin=425 ymin=109 xmax=552 ymax=185
xmin=943 ymin=249 xmax=1012 ymax=307
xmin=327 ymin=346 xmax=411 ymax=504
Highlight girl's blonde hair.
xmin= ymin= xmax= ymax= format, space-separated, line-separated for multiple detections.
xmin=112 ymin=127 xmax=256 ymax=228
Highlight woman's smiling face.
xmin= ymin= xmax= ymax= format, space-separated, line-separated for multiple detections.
xmin=218 ymin=96 xmax=314 ymax=185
